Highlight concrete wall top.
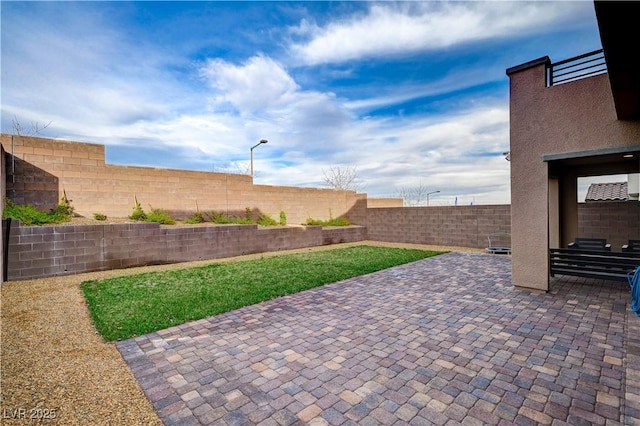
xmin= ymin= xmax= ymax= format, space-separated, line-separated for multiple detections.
xmin=367 ymin=198 xmax=404 ymax=208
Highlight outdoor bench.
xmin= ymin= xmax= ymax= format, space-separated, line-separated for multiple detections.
xmin=622 ymin=240 xmax=640 ymax=253
xmin=567 ymin=237 xmax=611 ymax=251
xmin=549 ymin=248 xmax=640 ymax=282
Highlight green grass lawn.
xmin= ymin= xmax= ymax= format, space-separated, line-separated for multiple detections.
xmin=82 ymin=245 xmax=445 ymax=341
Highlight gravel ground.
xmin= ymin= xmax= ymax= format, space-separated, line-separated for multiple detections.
xmin=0 ymin=241 xmax=484 ymax=425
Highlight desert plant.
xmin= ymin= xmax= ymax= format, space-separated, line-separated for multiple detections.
xmin=257 ymin=214 xmax=278 ymax=226
xmin=327 ymin=217 xmax=351 ymax=226
xmin=232 ymin=216 xmax=254 ymax=225
xmin=93 ymin=213 xmax=107 ymax=221
xmin=207 ymin=211 xmax=232 ymax=224
xmin=305 ymin=216 xmax=351 ymax=226
xmin=2 ymin=198 xmax=69 ymax=225
xmin=245 ymin=207 xmax=253 ymax=222
xmin=51 ymin=190 xmax=74 ymax=217
xmin=129 ymin=196 xmax=146 ymax=221
xmin=305 ymin=208 xmax=351 ymax=226
xmin=279 ymin=210 xmax=287 ymax=225
xmin=146 ymin=207 xmax=176 ymax=225
xmin=185 ymin=212 xmax=205 ymax=224
xmin=204 ymin=210 xmax=255 ymax=225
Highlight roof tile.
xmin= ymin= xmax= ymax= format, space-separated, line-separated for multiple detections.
xmin=585 ymin=182 xmax=628 ymax=202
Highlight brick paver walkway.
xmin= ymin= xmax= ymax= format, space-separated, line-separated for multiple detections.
xmin=117 ymin=252 xmax=640 ymax=425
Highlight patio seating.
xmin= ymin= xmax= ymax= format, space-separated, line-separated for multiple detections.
xmin=567 ymin=237 xmax=611 ymax=251
xmin=622 ymin=240 xmax=640 ymax=253
xmin=550 ymin=248 xmax=640 ymax=282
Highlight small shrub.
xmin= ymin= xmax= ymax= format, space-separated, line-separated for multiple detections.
xmin=146 ymin=208 xmax=176 ymax=225
xmin=52 ymin=191 xmax=74 ymax=217
xmin=245 ymin=207 xmax=253 ymax=222
xmin=93 ymin=213 xmax=107 ymax=221
xmin=2 ymin=199 xmax=65 ymax=225
xmin=185 ymin=212 xmax=205 ymax=224
xmin=305 ymin=216 xmax=351 ymax=226
xmin=205 ymin=210 xmax=254 ymax=225
xmin=207 ymin=211 xmax=232 ymax=224
xmin=279 ymin=210 xmax=287 ymax=225
xmin=129 ymin=197 xmax=146 ymax=221
xmin=306 ymin=209 xmax=351 ymax=226
xmin=232 ymin=217 xmax=254 ymax=225
xmin=327 ymin=217 xmax=351 ymax=226
xmin=257 ymin=214 xmax=278 ymax=226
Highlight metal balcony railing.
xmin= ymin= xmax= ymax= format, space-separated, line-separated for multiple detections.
xmin=547 ymin=49 xmax=607 ymax=87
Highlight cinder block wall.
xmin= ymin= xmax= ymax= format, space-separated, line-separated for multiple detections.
xmin=366 ymin=205 xmax=512 ymax=249
xmin=0 ymin=134 xmax=367 ymax=225
xmin=7 ymin=201 xmax=639 ymax=280
xmin=5 ymin=221 xmax=366 ymax=280
xmin=578 ymin=202 xmax=640 ymax=250
xmin=367 ymin=198 xmax=404 ymax=208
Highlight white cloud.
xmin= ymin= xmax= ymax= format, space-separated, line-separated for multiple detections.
xmin=1 ymin=3 xmax=197 ymax=141
xmin=255 ymin=101 xmax=511 ymax=204
xmin=290 ymin=2 xmax=591 ymax=65
xmin=201 ymin=55 xmax=300 ymax=114
xmin=198 ymin=55 xmax=355 ymax=149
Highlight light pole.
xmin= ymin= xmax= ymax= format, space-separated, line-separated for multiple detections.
xmin=250 ymin=139 xmax=268 ymax=177
xmin=426 ymin=190 xmax=440 ymax=206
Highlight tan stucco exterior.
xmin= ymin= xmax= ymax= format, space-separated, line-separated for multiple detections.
xmin=507 ymin=59 xmax=640 ymax=291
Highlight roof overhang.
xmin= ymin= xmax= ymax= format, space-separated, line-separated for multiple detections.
xmin=544 ymin=145 xmax=640 ymax=177
xmin=594 ymin=1 xmax=640 ymax=120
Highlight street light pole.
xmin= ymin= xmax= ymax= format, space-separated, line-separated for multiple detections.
xmin=426 ymin=190 xmax=440 ymax=206
xmin=250 ymin=139 xmax=268 ymax=177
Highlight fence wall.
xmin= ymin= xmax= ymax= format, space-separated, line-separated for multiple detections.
xmin=5 ymin=202 xmax=640 ymax=280
xmin=4 ymin=221 xmax=366 ymax=280
xmin=366 ymin=205 xmax=512 ymax=248
xmin=577 ymin=202 xmax=640 ymax=250
xmin=0 ymin=134 xmax=368 ymax=225
xmin=3 ymin=134 xmax=638 ymax=281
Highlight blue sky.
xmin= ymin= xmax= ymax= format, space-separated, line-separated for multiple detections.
xmin=1 ymin=1 xmax=605 ymax=204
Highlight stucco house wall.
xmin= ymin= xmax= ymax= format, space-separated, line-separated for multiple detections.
xmin=507 ymin=59 xmax=640 ymax=291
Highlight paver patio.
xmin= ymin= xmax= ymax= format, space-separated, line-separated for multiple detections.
xmin=117 ymin=252 xmax=640 ymax=425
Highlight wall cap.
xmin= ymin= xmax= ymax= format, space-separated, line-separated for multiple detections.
xmin=506 ymin=56 xmax=550 ymax=76
xmin=542 ymin=144 xmax=640 ymax=162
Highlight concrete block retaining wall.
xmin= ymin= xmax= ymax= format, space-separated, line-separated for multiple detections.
xmin=4 ymin=221 xmax=366 ymax=280
xmin=6 ymin=202 xmax=638 ymax=280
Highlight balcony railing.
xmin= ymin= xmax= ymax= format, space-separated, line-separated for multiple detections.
xmin=547 ymin=49 xmax=607 ymax=87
